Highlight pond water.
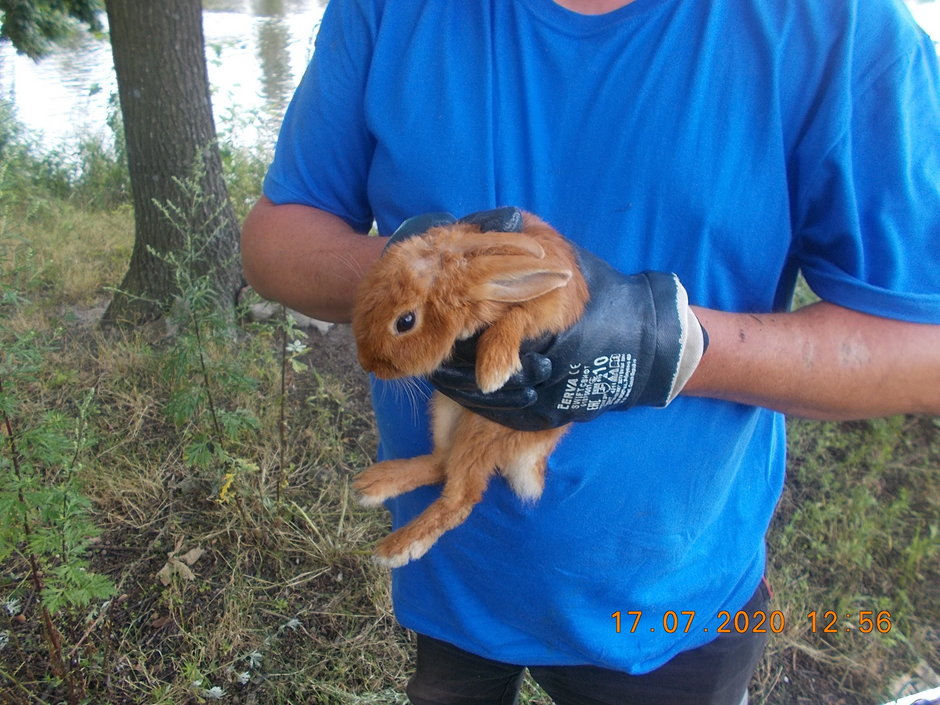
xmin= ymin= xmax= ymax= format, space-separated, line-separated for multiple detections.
xmin=0 ymin=0 xmax=937 ymax=155
xmin=0 ymin=0 xmax=328 ymax=153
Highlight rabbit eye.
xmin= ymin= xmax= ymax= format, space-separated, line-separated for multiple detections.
xmin=395 ymin=311 xmax=417 ymax=333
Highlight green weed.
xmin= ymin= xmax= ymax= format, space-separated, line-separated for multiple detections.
xmin=0 ymin=208 xmax=116 ymax=703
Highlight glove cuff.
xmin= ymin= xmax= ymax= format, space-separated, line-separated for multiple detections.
xmin=637 ymin=272 xmax=707 ymax=407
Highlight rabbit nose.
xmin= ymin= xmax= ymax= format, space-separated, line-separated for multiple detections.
xmin=361 ymin=353 xmax=399 ymax=378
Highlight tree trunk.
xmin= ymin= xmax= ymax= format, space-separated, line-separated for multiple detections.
xmin=102 ymin=0 xmax=242 ymax=326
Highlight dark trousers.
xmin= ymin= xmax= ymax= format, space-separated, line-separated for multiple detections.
xmin=406 ymin=581 xmax=770 ymax=705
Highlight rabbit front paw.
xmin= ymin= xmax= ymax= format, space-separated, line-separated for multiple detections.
xmin=475 ymin=323 xmax=525 ymax=393
xmin=475 ymin=348 xmax=521 ymax=394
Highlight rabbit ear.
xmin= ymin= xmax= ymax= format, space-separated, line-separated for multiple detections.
xmin=469 ymin=257 xmax=573 ymax=303
xmin=454 ymin=232 xmax=546 ymax=260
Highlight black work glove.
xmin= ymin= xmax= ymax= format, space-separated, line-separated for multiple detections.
xmin=431 ymin=247 xmax=708 ymax=430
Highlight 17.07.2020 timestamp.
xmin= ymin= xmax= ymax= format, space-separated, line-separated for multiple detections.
xmin=611 ymin=610 xmax=893 ymax=634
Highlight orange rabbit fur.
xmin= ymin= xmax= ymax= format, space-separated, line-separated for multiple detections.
xmin=351 ymin=212 xmax=589 ymax=567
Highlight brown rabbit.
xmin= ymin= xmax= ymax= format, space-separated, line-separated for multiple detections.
xmin=351 ymin=212 xmax=589 ymax=567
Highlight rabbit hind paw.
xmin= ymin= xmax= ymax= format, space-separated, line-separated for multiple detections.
xmin=352 ymin=455 xmax=443 ymax=507
xmin=373 ymin=530 xmax=437 ymax=568
xmin=352 ymin=459 xmax=420 ymax=507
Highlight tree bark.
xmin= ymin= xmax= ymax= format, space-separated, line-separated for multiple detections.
xmin=103 ymin=0 xmax=242 ymax=326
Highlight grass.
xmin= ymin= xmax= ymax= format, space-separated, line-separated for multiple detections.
xmin=760 ymin=415 xmax=940 ymax=702
xmin=0 ymin=102 xmax=938 ymax=705
xmin=1 ymin=291 xmax=409 ymax=704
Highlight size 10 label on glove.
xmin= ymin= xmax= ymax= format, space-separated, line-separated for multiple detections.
xmin=556 ymin=354 xmax=636 ymax=412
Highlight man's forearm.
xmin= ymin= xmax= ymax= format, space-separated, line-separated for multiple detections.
xmin=684 ymin=301 xmax=940 ymax=419
xmin=241 ymin=197 xmax=386 ymax=323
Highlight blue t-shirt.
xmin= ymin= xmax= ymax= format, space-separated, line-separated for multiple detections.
xmin=263 ymin=0 xmax=940 ymax=674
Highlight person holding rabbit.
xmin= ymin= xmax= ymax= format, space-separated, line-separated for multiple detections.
xmin=241 ymin=0 xmax=940 ymax=703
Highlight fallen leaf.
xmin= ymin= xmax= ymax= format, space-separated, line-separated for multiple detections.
xmin=156 ymin=544 xmax=205 ymax=585
xmin=178 ymin=547 xmax=205 ymax=566
xmin=151 ymin=614 xmax=171 ymax=629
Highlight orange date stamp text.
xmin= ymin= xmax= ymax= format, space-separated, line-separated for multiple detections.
xmin=610 ymin=609 xmax=892 ymax=635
